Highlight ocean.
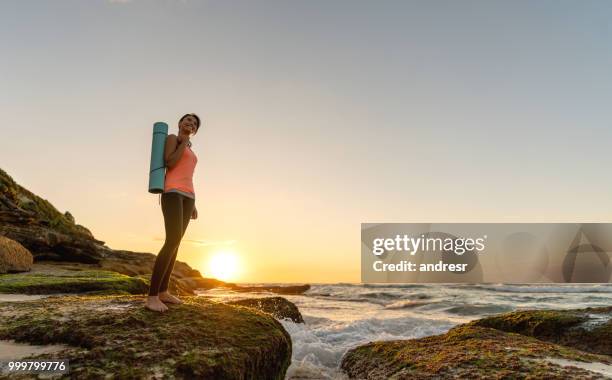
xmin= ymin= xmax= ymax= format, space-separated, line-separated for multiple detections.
xmin=199 ymin=283 xmax=612 ymax=379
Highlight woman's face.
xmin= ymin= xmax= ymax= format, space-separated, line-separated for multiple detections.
xmin=179 ymin=115 xmax=198 ymax=136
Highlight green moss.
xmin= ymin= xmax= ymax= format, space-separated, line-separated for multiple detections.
xmin=0 ymin=295 xmax=292 ymax=379
xmin=470 ymin=309 xmax=585 ymax=337
xmin=341 ymin=325 xmax=612 ymax=379
xmin=0 ymin=269 xmax=148 ymax=295
xmin=471 ymin=307 xmax=612 ymax=356
xmin=0 ymin=167 xmax=81 ymax=236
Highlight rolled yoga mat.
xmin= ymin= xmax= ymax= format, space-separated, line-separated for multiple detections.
xmin=148 ymin=122 xmax=168 ymax=194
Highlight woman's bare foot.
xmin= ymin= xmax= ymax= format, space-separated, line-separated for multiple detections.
xmin=159 ymin=291 xmax=183 ymax=304
xmin=145 ymin=296 xmax=168 ymax=312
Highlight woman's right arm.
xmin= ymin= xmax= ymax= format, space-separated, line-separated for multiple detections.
xmin=164 ymin=134 xmax=188 ymax=169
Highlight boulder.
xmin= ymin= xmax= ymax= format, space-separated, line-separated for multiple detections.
xmin=63 ymin=211 xmax=75 ymax=224
xmin=227 ymin=296 xmax=304 ymax=323
xmin=0 ymin=224 xmax=109 ymax=264
xmin=470 ymin=306 xmax=612 ymax=356
xmin=0 ymin=295 xmax=292 ymax=379
xmin=341 ymin=324 xmax=612 ymax=379
xmin=0 ymin=235 xmax=33 ymax=273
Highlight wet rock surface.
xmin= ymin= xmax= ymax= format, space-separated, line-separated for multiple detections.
xmin=342 ymin=324 xmax=611 ymax=379
xmin=0 ymin=295 xmax=292 ymax=379
xmin=0 ymin=263 xmax=148 ymax=295
xmin=341 ymin=307 xmax=612 ymax=379
xmin=470 ymin=306 xmax=612 ymax=356
xmin=226 ymin=296 xmax=304 ymax=323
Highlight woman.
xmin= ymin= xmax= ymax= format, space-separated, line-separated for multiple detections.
xmin=145 ymin=113 xmax=201 ymax=312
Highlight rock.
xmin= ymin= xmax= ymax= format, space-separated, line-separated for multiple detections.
xmin=0 ymin=295 xmax=292 ymax=379
xmin=470 ymin=306 xmax=612 ymax=356
xmin=0 ymin=168 xmax=109 ymax=263
xmin=0 ymin=263 xmax=148 ymax=295
xmin=74 ymin=224 xmax=94 ymax=239
xmin=341 ymin=324 xmax=612 ymax=379
xmin=63 ymin=211 xmax=75 ymax=224
xmin=230 ymin=284 xmax=311 ymax=295
xmin=0 ymin=253 xmax=226 ymax=298
xmin=99 ymin=250 xmax=228 ymax=296
xmin=0 ymin=222 xmax=109 ymax=264
xmin=0 ymin=169 xmax=95 ymax=241
xmin=0 ymin=235 xmax=33 ymax=273
xmin=227 ymin=297 xmax=304 ymax=323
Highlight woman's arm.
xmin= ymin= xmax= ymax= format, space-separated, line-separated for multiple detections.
xmin=164 ymin=134 xmax=188 ymax=169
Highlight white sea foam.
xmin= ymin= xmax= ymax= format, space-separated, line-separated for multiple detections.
xmin=281 ymin=315 xmax=454 ymax=379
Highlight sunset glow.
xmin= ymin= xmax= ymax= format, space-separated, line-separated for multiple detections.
xmin=206 ymin=251 xmax=240 ymax=282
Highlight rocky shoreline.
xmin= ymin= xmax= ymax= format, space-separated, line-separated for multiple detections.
xmin=0 ymin=168 xmax=310 ymax=297
xmin=0 ymin=295 xmax=292 ymax=379
xmin=0 ymin=167 xmax=307 ymax=379
xmin=0 ymin=262 xmax=303 ymax=380
xmin=2 ymin=165 xmax=610 ymax=379
xmin=341 ymin=306 xmax=612 ymax=379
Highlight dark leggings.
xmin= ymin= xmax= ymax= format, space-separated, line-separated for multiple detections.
xmin=148 ymin=192 xmax=195 ymax=296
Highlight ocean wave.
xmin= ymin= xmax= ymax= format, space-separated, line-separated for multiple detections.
xmin=202 ymin=283 xmax=612 ymax=380
xmin=322 ymin=297 xmax=389 ymax=306
xmin=281 ymin=315 xmax=456 ymax=377
xmin=443 ymin=304 xmax=513 ymax=316
xmin=362 ymin=284 xmax=426 ymax=289
xmin=309 ymin=294 xmax=434 ymax=308
xmin=361 ymin=291 xmax=404 ymax=299
xmin=361 ymin=291 xmax=431 ymax=300
xmin=473 ymin=284 xmax=612 ymax=293
xmin=385 ymin=300 xmax=434 ymax=310
xmin=302 ymin=315 xmax=334 ymax=325
xmin=286 ymin=353 xmax=348 ymax=380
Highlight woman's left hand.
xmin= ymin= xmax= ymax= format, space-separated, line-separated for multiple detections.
xmin=191 ymin=206 xmax=198 ymax=220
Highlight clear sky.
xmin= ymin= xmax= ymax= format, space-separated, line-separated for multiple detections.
xmin=2 ymin=0 xmax=612 ymax=283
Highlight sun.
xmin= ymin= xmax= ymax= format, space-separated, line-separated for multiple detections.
xmin=207 ymin=251 xmax=240 ymax=281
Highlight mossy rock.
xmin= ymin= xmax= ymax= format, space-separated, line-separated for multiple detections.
xmin=470 ymin=306 xmax=612 ymax=356
xmin=0 ymin=267 xmax=148 ymax=295
xmin=230 ymin=284 xmax=311 ymax=295
xmin=227 ymin=296 xmax=304 ymax=323
xmin=0 ymin=235 xmax=33 ymax=273
xmin=0 ymin=295 xmax=291 ymax=379
xmin=0 ymin=168 xmax=80 ymax=237
xmin=341 ymin=324 xmax=612 ymax=379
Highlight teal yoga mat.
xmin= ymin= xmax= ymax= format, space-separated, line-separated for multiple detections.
xmin=148 ymin=122 xmax=168 ymax=194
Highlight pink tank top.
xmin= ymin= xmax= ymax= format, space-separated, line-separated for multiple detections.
xmin=164 ymin=145 xmax=197 ymax=195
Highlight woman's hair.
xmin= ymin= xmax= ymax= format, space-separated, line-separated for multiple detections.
xmin=179 ymin=113 xmax=201 ymax=134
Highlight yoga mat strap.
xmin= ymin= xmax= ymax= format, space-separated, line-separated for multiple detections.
xmin=150 ymin=166 xmax=166 ymax=174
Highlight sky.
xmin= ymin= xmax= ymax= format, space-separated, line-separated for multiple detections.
xmin=1 ymin=0 xmax=612 ymax=283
